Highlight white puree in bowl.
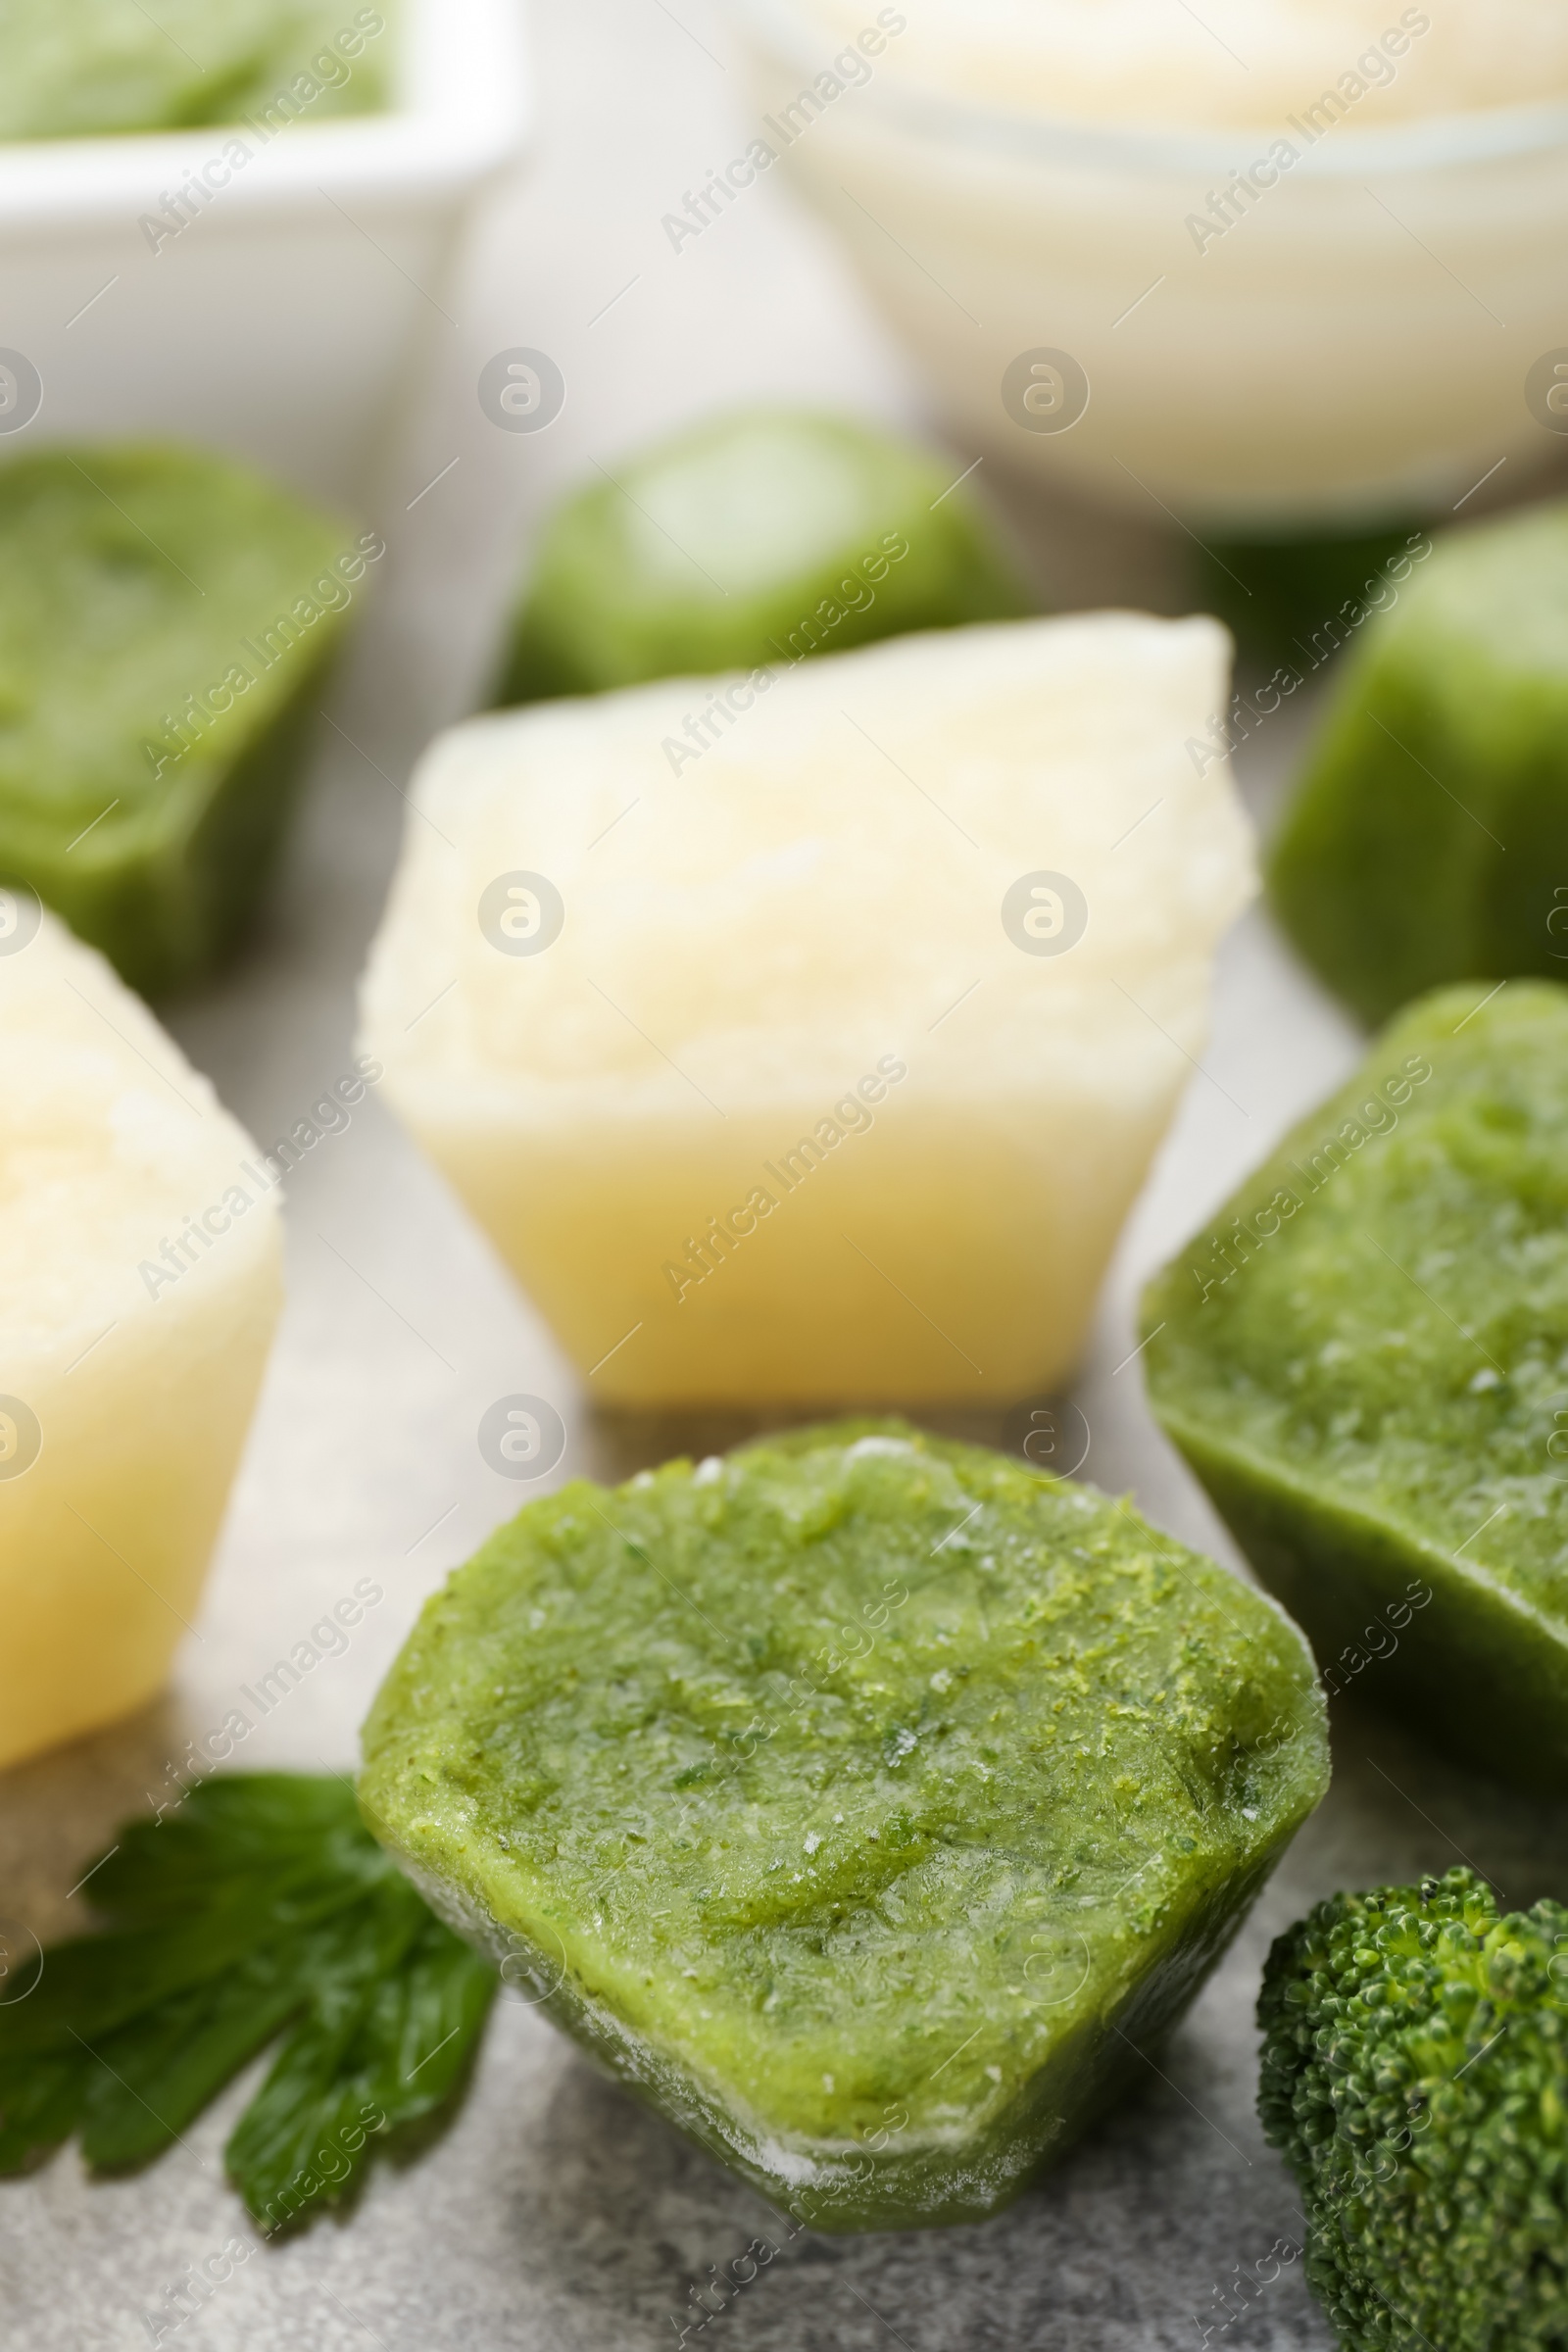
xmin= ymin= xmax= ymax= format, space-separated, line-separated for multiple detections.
xmin=794 ymin=0 xmax=1568 ymax=127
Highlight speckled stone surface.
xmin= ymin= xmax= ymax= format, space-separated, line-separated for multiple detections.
xmin=4 ymin=0 xmax=1566 ymax=2343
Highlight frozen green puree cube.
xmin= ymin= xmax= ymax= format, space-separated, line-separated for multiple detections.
xmin=1143 ymin=982 xmax=1568 ymax=1789
xmin=359 ymin=1422 xmax=1327 ymax=2230
xmin=0 ymin=445 xmax=367 ymax=997
xmin=492 ymin=410 xmax=1031 ymax=706
xmin=0 ymin=0 xmax=391 ymax=141
xmin=1268 ymin=502 xmax=1568 ymax=1025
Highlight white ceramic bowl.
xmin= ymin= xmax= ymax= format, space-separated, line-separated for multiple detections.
xmin=0 ymin=0 xmax=530 ymax=506
xmin=731 ymin=0 xmax=1568 ymax=528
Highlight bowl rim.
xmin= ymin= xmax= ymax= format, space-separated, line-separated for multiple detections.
xmin=727 ymin=0 xmax=1568 ymax=176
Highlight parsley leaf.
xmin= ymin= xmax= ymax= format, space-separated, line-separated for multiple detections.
xmin=0 ymin=1774 xmax=497 ymax=2231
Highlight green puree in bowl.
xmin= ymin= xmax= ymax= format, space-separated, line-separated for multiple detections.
xmin=0 ymin=0 xmax=390 ymax=142
xmin=1144 ymin=984 xmax=1568 ymax=1788
xmin=360 ymin=1423 xmax=1327 ymax=2230
xmin=0 ymin=445 xmax=371 ymax=996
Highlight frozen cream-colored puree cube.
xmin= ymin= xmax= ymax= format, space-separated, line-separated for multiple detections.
xmin=359 ymin=614 xmax=1251 ymax=1406
xmin=0 ymin=906 xmax=282 ymax=1768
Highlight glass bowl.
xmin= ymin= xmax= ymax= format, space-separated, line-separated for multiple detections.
xmin=728 ymin=0 xmax=1568 ymax=528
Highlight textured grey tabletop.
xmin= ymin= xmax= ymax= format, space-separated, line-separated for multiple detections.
xmin=5 ymin=2 xmax=1566 ymax=2345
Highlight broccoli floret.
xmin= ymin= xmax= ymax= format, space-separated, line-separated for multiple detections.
xmin=1258 ymin=1866 xmax=1568 ymax=2350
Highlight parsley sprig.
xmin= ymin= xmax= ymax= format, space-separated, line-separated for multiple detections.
xmin=0 ymin=1775 xmax=496 ymax=2232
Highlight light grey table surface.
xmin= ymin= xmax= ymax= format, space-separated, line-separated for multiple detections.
xmin=5 ymin=2 xmax=1566 ymax=2345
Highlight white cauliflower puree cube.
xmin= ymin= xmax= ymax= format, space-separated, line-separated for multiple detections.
xmin=0 ymin=907 xmax=282 ymax=1768
xmin=359 ymin=614 xmax=1251 ymax=1405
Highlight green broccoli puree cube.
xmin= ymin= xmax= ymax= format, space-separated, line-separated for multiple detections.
xmin=359 ymin=1421 xmax=1327 ymax=2231
xmin=0 ymin=1 xmax=391 ymax=141
xmin=1268 ymin=502 xmax=1568 ymax=1025
xmin=1143 ymin=982 xmax=1568 ymax=1788
xmin=491 ymin=409 xmax=1032 ymax=706
xmin=0 ymin=444 xmax=368 ymax=997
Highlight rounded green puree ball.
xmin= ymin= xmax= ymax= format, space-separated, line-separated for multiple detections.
xmin=359 ymin=1421 xmax=1328 ymax=2230
xmin=491 ymin=411 xmax=1033 ymax=705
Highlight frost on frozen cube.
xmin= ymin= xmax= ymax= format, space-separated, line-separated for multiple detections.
xmin=0 ymin=905 xmax=282 ymax=1770
xmin=359 ymin=615 xmax=1252 ymax=1405
xmin=359 ymin=1423 xmax=1330 ymax=2231
xmin=1142 ymin=981 xmax=1568 ymax=1789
